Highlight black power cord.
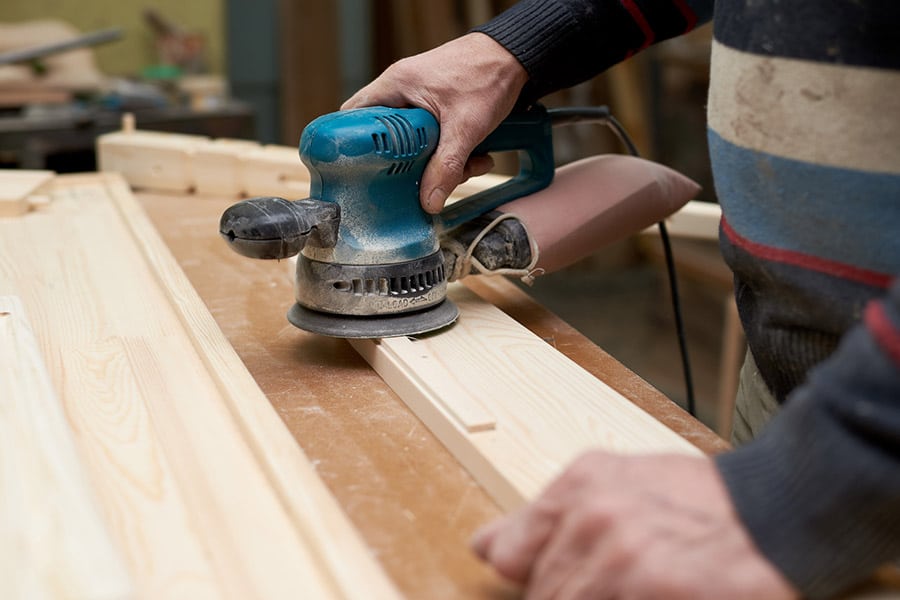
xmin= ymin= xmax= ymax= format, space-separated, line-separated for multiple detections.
xmin=547 ymin=106 xmax=697 ymax=417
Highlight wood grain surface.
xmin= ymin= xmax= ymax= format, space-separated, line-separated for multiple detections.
xmin=135 ymin=185 xmax=727 ymax=598
xmin=0 ymin=295 xmax=134 ymax=600
xmin=0 ymin=173 xmax=399 ymax=599
xmin=353 ymin=283 xmax=702 ymax=510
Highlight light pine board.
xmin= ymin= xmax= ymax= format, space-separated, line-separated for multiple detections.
xmin=350 ymin=285 xmax=702 ymax=511
xmin=0 ymin=169 xmax=54 ymax=217
xmin=0 ymin=172 xmax=399 ymax=599
xmin=642 ymin=199 xmax=721 ymax=241
xmin=105 ymin=175 xmax=398 ymax=599
xmin=0 ymin=295 xmax=135 ymax=600
xmin=97 ymin=128 xmax=311 ymax=198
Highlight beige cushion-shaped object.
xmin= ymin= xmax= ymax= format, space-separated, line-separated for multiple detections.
xmin=0 ymin=20 xmax=106 ymax=91
xmin=498 ymin=154 xmax=701 ymax=274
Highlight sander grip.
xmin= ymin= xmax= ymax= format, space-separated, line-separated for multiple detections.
xmin=439 ymin=104 xmax=554 ymax=230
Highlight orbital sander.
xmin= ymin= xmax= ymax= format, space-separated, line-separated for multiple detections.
xmin=219 ymin=104 xmax=554 ymax=338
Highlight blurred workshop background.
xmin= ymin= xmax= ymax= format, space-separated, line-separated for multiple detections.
xmin=0 ymin=1 xmax=735 ymax=433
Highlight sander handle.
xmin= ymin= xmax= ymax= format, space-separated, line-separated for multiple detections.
xmin=439 ymin=104 xmax=554 ymax=230
xmin=219 ymin=197 xmax=340 ymax=260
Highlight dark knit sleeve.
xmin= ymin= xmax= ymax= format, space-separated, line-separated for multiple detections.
xmin=716 ymin=278 xmax=900 ymax=598
xmin=472 ymin=0 xmax=714 ymax=102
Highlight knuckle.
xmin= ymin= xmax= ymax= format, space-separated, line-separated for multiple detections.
xmin=530 ymin=495 xmax=562 ymax=522
xmin=384 ymin=57 xmax=412 ymax=76
xmin=574 ymin=502 xmax=615 ymax=532
xmin=601 ymin=526 xmax=644 ymax=570
xmin=436 ymin=152 xmax=467 ymax=179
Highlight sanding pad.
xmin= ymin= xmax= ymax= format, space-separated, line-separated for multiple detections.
xmin=287 ymin=299 xmax=459 ymax=338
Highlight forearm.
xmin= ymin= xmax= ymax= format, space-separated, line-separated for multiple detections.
xmin=473 ymin=0 xmax=714 ymax=102
xmin=716 ymin=279 xmax=900 ymax=598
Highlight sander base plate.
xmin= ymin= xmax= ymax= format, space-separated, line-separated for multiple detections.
xmin=287 ymin=299 xmax=459 ymax=338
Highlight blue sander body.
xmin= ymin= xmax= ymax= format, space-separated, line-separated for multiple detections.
xmin=219 ymin=105 xmax=554 ymax=338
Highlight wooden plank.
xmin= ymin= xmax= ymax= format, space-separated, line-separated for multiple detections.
xmin=364 ymin=334 xmax=497 ymax=433
xmin=351 ymin=284 xmax=702 ymax=511
xmin=0 ymin=172 xmax=399 ymax=599
xmin=96 ymin=126 xmax=311 ymax=198
xmin=239 ymin=144 xmax=311 ymax=198
xmin=643 ymin=199 xmax=722 ymax=241
xmin=464 ymin=275 xmax=730 ymax=455
xmin=97 ymin=130 xmax=206 ymax=192
xmin=0 ymin=169 xmax=53 ymax=217
xmin=105 ymin=174 xmax=398 ymax=599
xmin=193 ymin=138 xmax=261 ymax=196
xmin=0 ymin=295 xmax=135 ymax=600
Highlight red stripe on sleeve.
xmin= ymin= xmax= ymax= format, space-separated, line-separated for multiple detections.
xmin=620 ymin=0 xmax=655 ymax=50
xmin=721 ymin=217 xmax=893 ymax=289
xmin=865 ymin=301 xmax=900 ymax=367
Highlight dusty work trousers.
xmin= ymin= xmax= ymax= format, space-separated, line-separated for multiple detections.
xmin=731 ymin=350 xmax=782 ymax=446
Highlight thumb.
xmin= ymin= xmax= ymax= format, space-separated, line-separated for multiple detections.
xmin=420 ymin=140 xmax=471 ymax=214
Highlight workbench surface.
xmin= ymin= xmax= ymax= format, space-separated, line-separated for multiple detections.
xmin=138 ymin=189 xmax=728 ymax=598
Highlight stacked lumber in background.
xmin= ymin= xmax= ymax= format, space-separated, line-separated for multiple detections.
xmin=0 ymin=170 xmax=53 ymax=217
xmin=97 ymin=117 xmax=310 ymax=198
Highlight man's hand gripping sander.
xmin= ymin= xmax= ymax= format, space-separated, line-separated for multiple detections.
xmin=219 ymin=105 xmax=554 ymax=338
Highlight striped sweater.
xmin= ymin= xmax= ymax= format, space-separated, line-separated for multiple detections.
xmin=475 ymin=1 xmax=900 ymax=597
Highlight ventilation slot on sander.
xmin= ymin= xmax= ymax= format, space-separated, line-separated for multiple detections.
xmin=333 ymin=265 xmax=446 ymax=297
xmin=372 ymin=114 xmax=428 ymax=158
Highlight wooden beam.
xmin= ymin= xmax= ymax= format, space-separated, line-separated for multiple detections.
xmin=96 ymin=129 xmax=207 ymax=192
xmin=193 ymin=138 xmax=261 ymax=196
xmin=0 ymin=172 xmax=399 ymax=599
xmin=105 ymin=174 xmax=398 ymax=599
xmin=644 ymin=199 xmax=722 ymax=241
xmin=238 ymin=144 xmax=311 ymax=198
xmin=97 ymin=126 xmax=311 ymax=198
xmin=0 ymin=295 xmax=135 ymax=600
xmin=351 ymin=284 xmax=702 ymax=511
